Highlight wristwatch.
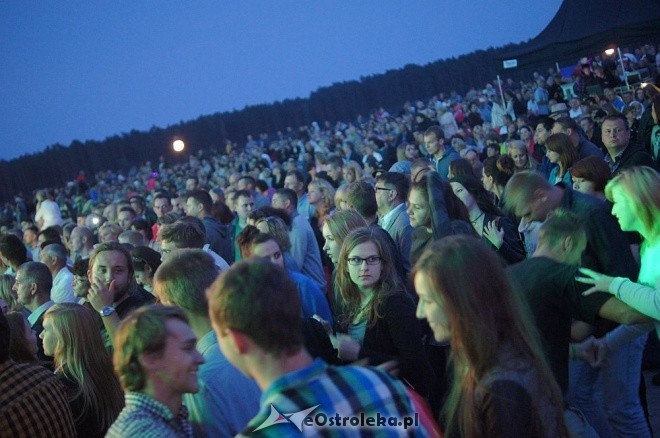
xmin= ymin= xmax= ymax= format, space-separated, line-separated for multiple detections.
xmin=99 ymin=306 xmax=116 ymax=317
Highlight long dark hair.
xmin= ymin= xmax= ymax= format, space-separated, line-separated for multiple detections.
xmin=414 ymin=236 xmax=567 ymax=437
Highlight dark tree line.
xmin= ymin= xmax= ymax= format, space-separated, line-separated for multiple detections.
xmin=1 ymin=43 xmax=529 ymax=201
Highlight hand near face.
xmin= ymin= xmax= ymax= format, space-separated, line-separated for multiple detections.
xmin=88 ymin=278 xmax=116 ymax=311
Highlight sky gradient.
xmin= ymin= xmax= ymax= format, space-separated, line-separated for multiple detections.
xmin=0 ymin=1 xmax=562 ymax=160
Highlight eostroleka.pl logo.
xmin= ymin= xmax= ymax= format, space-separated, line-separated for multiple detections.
xmin=254 ymin=405 xmax=420 ymax=432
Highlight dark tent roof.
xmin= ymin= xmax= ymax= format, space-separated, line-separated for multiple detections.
xmin=496 ymin=0 xmax=660 ymax=72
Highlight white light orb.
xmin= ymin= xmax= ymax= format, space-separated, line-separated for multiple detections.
xmin=173 ymin=140 xmax=185 ymax=152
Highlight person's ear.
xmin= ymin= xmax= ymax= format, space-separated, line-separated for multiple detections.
xmin=224 ymin=328 xmax=252 ymax=355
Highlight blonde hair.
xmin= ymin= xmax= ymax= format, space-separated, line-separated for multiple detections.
xmin=0 ymin=275 xmax=19 ymax=311
xmin=308 ymin=178 xmax=336 ymax=210
xmin=44 ymin=304 xmax=123 ymax=431
xmin=605 ymin=166 xmax=660 ymax=239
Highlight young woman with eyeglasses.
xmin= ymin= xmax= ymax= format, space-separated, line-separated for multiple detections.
xmin=333 ymin=227 xmax=433 ymax=398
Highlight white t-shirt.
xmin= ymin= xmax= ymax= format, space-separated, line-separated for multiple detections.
xmin=35 ymin=199 xmax=63 ymax=230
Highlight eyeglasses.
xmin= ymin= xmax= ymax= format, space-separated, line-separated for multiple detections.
xmin=347 ymin=256 xmax=382 ymax=266
xmin=374 ymin=187 xmax=394 ymax=191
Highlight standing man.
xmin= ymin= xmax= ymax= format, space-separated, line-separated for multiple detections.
xmin=151 ymin=192 xmax=173 ymax=242
xmin=271 ymin=188 xmax=326 ymax=291
xmin=601 ymin=114 xmax=654 ymax=177
xmin=422 ymin=125 xmax=459 ymax=180
xmin=551 ymin=117 xmax=604 ymax=159
xmin=375 ymin=172 xmax=413 ymax=272
xmin=153 ymin=249 xmax=261 ymax=437
xmin=39 ymin=243 xmax=76 ymax=304
xmin=69 ymin=226 xmax=95 ymax=261
xmin=207 ymin=259 xmax=431 ymax=436
xmin=34 ymin=190 xmax=63 ymax=231
xmin=107 ymin=305 xmax=204 ymax=437
xmin=504 ymin=171 xmax=645 ymax=437
xmin=284 ymin=170 xmax=315 ymax=221
xmin=230 ymin=190 xmax=254 ymax=263
xmin=13 ymin=262 xmax=53 ymax=360
xmin=186 ymin=190 xmax=233 ymax=264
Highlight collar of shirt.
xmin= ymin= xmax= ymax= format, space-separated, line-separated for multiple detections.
xmin=125 ymin=392 xmax=189 ymax=423
xmin=605 ymin=145 xmax=628 ymax=172
xmin=379 ymin=203 xmax=406 ymax=231
xmin=27 ymin=300 xmax=54 ymax=326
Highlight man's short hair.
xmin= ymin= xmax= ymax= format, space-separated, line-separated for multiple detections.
xmin=345 ymin=181 xmax=378 ymax=219
xmin=602 ymin=113 xmax=629 ymax=130
xmin=376 ymin=171 xmax=410 ymax=201
xmin=89 ymin=242 xmax=135 ymax=279
xmin=327 ymin=156 xmax=344 ymax=170
xmin=118 ymin=206 xmax=136 ymax=217
xmin=424 ymin=125 xmax=444 ymax=140
xmin=232 ymin=189 xmax=253 ymax=202
xmin=154 ymin=249 xmax=219 ymax=317
xmin=536 ymin=117 xmax=555 ymax=132
xmin=0 ymin=234 xmax=28 ymax=267
xmin=113 ymin=304 xmax=189 ymax=392
xmin=238 ymin=175 xmax=256 ymax=189
xmin=72 ymin=258 xmax=89 ymax=277
xmin=538 ymin=209 xmax=585 ymax=248
xmin=503 ymin=171 xmax=553 ymax=216
xmin=207 ymin=258 xmax=302 ymax=356
xmin=153 ymin=192 xmax=171 ymax=205
xmin=274 ymin=188 xmax=298 ymax=207
xmin=285 ymin=169 xmax=305 ymax=185
xmin=17 ymin=262 xmax=52 ymax=296
xmin=159 ymin=219 xmax=205 ymax=249
xmin=188 ymin=190 xmax=213 ymax=213
xmin=41 ymin=243 xmax=68 ymax=263
xmin=553 ymin=116 xmax=578 ymax=133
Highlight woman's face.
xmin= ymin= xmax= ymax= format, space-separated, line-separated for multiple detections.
xmin=610 ymin=186 xmax=642 ymax=233
xmin=519 ymin=127 xmax=532 ymax=142
xmin=450 ymin=182 xmax=476 ymax=211
xmin=405 ymin=144 xmax=420 ymax=160
xmin=414 ymin=272 xmax=450 ymax=343
xmin=321 ymin=223 xmax=340 ymax=266
xmin=39 ymin=317 xmax=57 ymax=358
xmin=344 ymin=169 xmax=356 ymax=184
xmin=482 ymin=169 xmax=494 ymax=192
xmin=572 ymin=177 xmax=597 ymax=196
xmin=347 ymin=241 xmax=382 ymax=293
xmin=307 ymin=185 xmax=322 ymax=205
xmin=546 ymin=149 xmax=560 ymax=164
xmin=407 ymin=188 xmax=430 ymax=228
xmin=509 ymin=148 xmax=529 ymax=168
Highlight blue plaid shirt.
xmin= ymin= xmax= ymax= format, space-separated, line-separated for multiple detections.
xmin=240 ymin=358 xmax=429 ymax=437
xmin=107 ymin=392 xmax=193 ymax=438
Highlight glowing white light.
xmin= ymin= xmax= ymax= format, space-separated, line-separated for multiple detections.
xmin=173 ymin=140 xmax=185 ymax=152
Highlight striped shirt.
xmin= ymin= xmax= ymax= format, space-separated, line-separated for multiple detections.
xmin=241 ymin=358 xmax=429 ymax=437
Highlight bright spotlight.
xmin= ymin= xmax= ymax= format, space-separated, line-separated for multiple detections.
xmin=173 ymin=139 xmax=185 ymax=152
xmin=604 ymin=48 xmax=615 ymax=56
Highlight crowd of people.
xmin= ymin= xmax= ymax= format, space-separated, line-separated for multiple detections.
xmin=1 ymin=42 xmax=660 ymax=436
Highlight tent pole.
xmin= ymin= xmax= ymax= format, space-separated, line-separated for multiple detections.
xmin=617 ymin=48 xmax=630 ymax=90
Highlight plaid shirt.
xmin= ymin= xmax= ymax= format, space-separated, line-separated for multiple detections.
xmin=107 ymin=392 xmax=193 ymax=438
xmin=0 ymin=361 xmax=76 ymax=438
xmin=241 ymin=358 xmax=430 ymax=437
